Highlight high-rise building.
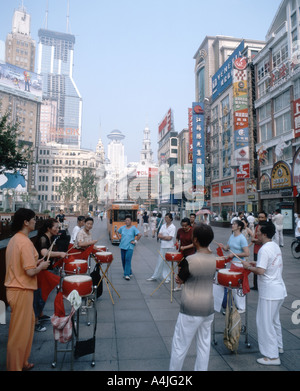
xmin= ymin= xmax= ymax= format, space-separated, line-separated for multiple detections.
xmin=37 ymin=28 xmax=82 ymax=146
xmin=5 ymin=5 xmax=36 ymax=72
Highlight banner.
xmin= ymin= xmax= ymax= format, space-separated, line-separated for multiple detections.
xmin=192 ymin=102 xmax=205 ymax=201
xmin=233 ymin=57 xmax=250 ymax=179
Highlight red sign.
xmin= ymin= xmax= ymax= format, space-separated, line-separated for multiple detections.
xmin=294 ymin=98 xmax=300 ymax=138
xmin=237 ymin=164 xmax=250 ymax=179
xmin=236 ymin=180 xmax=245 ymax=195
xmin=159 ymin=108 xmax=172 ymax=134
xmin=221 ymin=183 xmax=233 ymax=197
xmin=234 ymin=57 xmax=247 ymax=71
xmin=212 ymin=184 xmax=219 ymax=198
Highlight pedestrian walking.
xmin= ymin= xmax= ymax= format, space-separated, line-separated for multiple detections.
xmin=142 ymin=211 xmax=150 ymax=237
xmin=115 ymin=215 xmax=141 ymax=280
xmin=272 ymin=209 xmax=284 ymax=247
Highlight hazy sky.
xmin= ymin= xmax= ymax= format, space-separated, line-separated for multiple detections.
xmin=0 ymin=0 xmax=282 ymax=162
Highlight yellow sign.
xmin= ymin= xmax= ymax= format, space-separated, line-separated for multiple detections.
xmin=271 ymin=161 xmax=292 ymax=189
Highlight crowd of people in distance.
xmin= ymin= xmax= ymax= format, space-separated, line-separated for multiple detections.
xmin=3 ymin=205 xmax=294 ymax=371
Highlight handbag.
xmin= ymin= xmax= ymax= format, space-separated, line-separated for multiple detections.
xmin=223 ymin=293 xmax=241 ymax=353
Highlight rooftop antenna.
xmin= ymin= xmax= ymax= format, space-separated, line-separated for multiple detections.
xmin=66 ymin=0 xmax=70 ymax=33
xmin=44 ymin=0 xmax=49 ymax=29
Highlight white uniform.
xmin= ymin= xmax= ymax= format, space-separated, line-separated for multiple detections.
xmin=256 ymin=241 xmax=287 ymax=359
xmin=151 ymin=223 xmax=175 ymax=282
xmin=272 ymin=213 xmax=284 ymax=247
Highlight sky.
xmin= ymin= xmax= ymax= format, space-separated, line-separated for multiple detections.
xmin=0 ymin=0 xmax=282 ymax=163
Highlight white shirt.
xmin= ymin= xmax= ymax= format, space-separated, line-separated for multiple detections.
xmin=70 ymin=226 xmax=82 ymax=244
xmin=272 ymin=213 xmax=284 ymax=229
xmin=295 ymin=220 xmax=300 ymax=238
xmin=257 ymin=241 xmax=287 ymax=300
xmin=159 ymin=223 xmax=176 ymax=249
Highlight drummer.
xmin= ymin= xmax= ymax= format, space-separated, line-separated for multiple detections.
xmin=75 ymin=217 xmax=98 ymax=249
xmin=241 ymin=221 xmax=286 ymax=366
xmin=218 ymin=219 xmax=250 ymax=313
xmin=174 ymin=218 xmax=195 ymax=292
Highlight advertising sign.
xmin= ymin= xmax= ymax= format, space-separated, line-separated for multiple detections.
xmin=293 ymin=148 xmax=300 ymax=195
xmin=212 ymin=41 xmax=245 ymax=101
xmin=212 ymin=184 xmax=219 ymax=198
xmin=192 ymin=102 xmax=205 ymax=191
xmin=233 ymin=57 xmax=250 ymax=179
xmin=0 ymin=62 xmax=42 ymax=102
xmin=188 ymin=108 xmax=193 ymax=163
xmin=271 ymin=161 xmax=292 ymax=189
xmin=260 ymin=173 xmax=271 ymax=191
xmin=221 ymin=182 xmax=233 ymax=196
xmin=293 ymin=98 xmax=300 ymax=138
xmin=158 ymin=108 xmax=173 ymax=139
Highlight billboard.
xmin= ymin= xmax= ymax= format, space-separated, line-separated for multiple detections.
xmin=158 ymin=108 xmax=173 ymax=140
xmin=0 ymin=62 xmax=42 ymax=102
xmin=192 ymin=102 xmax=205 ymax=200
xmin=212 ymin=41 xmax=245 ymax=102
xmin=232 ymin=57 xmax=250 ymax=179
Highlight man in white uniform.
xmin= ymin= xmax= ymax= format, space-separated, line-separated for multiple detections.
xmin=147 ymin=213 xmax=176 ymax=283
xmin=272 ymin=209 xmax=284 ymax=247
xmin=70 ymin=216 xmax=85 ymax=244
xmin=242 ymin=221 xmax=287 ymax=366
xmin=295 ymin=212 xmax=300 ymax=240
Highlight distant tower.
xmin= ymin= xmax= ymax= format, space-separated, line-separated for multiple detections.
xmin=140 ymin=125 xmax=153 ymax=164
xmin=107 ymin=130 xmax=125 ymax=171
xmin=5 ymin=4 xmax=36 ymax=71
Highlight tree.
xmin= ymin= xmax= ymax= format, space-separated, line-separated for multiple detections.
xmin=58 ymin=176 xmax=77 ymax=210
xmin=0 ymin=112 xmax=34 ymax=175
xmin=76 ymin=168 xmax=98 ymax=214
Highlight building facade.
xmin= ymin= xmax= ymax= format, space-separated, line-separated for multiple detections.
xmin=37 ymin=28 xmax=82 ymax=147
xmin=253 ymin=0 xmax=300 ymax=227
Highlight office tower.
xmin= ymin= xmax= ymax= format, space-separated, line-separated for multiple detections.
xmin=5 ymin=5 xmax=36 ymax=72
xmin=37 ymin=28 xmax=82 ymax=146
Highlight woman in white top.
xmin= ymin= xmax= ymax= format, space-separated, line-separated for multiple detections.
xmin=242 ymin=221 xmax=287 ymax=366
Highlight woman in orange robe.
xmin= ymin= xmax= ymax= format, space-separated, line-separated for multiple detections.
xmin=5 ymin=208 xmax=50 ymax=371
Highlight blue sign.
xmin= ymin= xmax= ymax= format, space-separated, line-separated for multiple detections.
xmin=212 ymin=41 xmax=245 ymax=102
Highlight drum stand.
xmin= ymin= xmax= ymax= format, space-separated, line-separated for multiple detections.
xmin=212 ymin=282 xmax=251 ymax=349
xmin=51 ymin=272 xmax=97 ymax=370
xmin=150 ymin=257 xmax=179 ymax=303
xmin=98 ymin=261 xmax=120 ymax=305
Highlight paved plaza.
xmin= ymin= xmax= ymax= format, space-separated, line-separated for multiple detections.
xmin=0 ymin=217 xmax=299 ymax=374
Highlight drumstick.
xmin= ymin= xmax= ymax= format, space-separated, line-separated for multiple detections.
xmin=213 ymin=240 xmax=244 ymax=263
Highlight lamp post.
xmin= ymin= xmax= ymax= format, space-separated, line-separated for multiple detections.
xmin=231 ymin=162 xmax=239 ymax=214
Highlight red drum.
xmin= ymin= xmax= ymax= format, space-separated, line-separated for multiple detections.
xmin=95 ymin=251 xmax=113 ymax=264
xmin=94 ymin=245 xmax=106 ymax=252
xmin=165 ymin=252 xmax=183 ymax=262
xmin=217 ymin=269 xmax=243 ymax=288
xmin=216 ymin=256 xmax=227 ymax=270
xmin=64 ymin=259 xmax=88 ymax=275
xmin=62 ymin=275 xmax=93 ymax=297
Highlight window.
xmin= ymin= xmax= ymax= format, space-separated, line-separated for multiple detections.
xmin=275 ymin=112 xmax=291 ymax=136
xmin=257 ymin=58 xmax=270 ymax=81
xmin=294 ymin=78 xmax=300 ymax=100
xmin=272 ymin=43 xmax=288 ymax=68
xmin=259 ymin=102 xmax=271 ymax=121
xmin=274 ymin=90 xmax=290 ymax=113
xmin=260 ymin=122 xmax=272 ymax=142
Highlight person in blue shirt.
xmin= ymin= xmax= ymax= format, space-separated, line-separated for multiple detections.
xmin=115 ymin=215 xmax=141 ymax=280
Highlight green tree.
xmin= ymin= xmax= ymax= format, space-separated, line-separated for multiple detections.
xmin=0 ymin=112 xmax=34 ymax=174
xmin=58 ymin=176 xmax=77 ymax=209
xmin=76 ymin=168 xmax=98 ymax=214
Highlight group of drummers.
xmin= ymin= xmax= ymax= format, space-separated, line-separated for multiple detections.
xmin=4 ymin=207 xmax=287 ymax=371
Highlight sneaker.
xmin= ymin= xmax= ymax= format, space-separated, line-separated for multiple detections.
xmin=35 ymin=324 xmax=46 ymax=332
xmin=173 ymin=287 xmax=182 ymax=292
xmin=125 ymin=276 xmax=130 ymax=280
xmin=38 ymin=314 xmax=50 ymax=322
xmin=237 ymin=309 xmax=245 ymax=314
xmin=165 ymin=280 xmax=170 ymax=284
xmin=257 ymin=357 xmax=281 ymax=366
xmin=279 ymin=348 xmax=284 ymax=354
xmin=146 ymin=277 xmax=156 ymax=281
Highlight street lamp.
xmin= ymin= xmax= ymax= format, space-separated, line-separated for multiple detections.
xmin=231 ymin=162 xmax=239 ymax=214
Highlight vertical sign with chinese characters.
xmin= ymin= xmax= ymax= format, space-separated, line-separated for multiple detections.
xmin=293 ymin=98 xmax=300 ymax=138
xmin=188 ymin=108 xmax=193 ymax=163
xmin=192 ymin=102 xmax=205 ymax=200
xmin=233 ymin=57 xmax=250 ymax=179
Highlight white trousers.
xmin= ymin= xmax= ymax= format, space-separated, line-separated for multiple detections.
xmin=274 ymin=228 xmax=284 ymax=247
xmin=169 ymin=312 xmax=214 ymax=371
xmin=151 ymin=248 xmax=173 ymax=282
xmin=256 ymin=297 xmax=284 ymax=359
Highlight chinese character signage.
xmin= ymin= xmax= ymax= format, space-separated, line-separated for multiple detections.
xmin=271 ymin=161 xmax=292 ymax=189
xmin=188 ymin=108 xmax=193 ymax=163
xmin=293 ymin=98 xmax=300 ymax=138
xmin=212 ymin=41 xmax=245 ymax=102
xmin=192 ymin=102 xmax=205 ymax=196
xmin=233 ymin=57 xmax=250 ymax=179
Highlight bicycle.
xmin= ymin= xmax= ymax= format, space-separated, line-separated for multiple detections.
xmin=291 ymin=238 xmax=300 ymax=259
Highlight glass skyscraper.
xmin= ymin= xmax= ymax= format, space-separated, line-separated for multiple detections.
xmin=37 ymin=29 xmax=82 ymax=146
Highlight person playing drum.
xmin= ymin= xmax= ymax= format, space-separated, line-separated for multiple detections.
xmin=241 ymin=221 xmax=286 ymax=366
xmin=169 ymin=223 xmax=216 ymax=371
xmin=75 ymin=217 xmax=98 ymax=249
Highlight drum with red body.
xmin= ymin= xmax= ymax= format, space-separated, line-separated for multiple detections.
xmin=216 ymin=256 xmax=227 ymax=270
xmin=62 ymin=275 xmax=93 ymax=297
xmin=217 ymin=269 xmax=243 ymax=288
xmin=165 ymin=252 xmax=183 ymax=262
xmin=94 ymin=245 xmax=106 ymax=253
xmin=95 ymin=251 xmax=113 ymax=264
xmin=64 ymin=259 xmax=88 ymax=275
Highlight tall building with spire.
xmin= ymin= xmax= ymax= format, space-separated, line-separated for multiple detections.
xmin=5 ymin=4 xmax=36 ymax=71
xmin=37 ymin=8 xmax=82 ymax=147
xmin=140 ymin=125 xmax=153 ymax=164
